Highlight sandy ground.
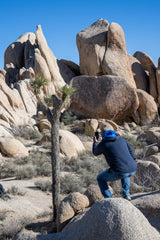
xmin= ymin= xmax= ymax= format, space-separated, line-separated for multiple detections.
xmin=0 ymin=176 xmax=52 ymax=221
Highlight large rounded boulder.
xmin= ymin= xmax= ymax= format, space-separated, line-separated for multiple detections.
xmin=70 ymin=75 xmax=139 ymax=121
xmin=134 ymin=160 xmax=160 ymax=187
xmin=59 ymin=129 xmax=85 ymax=158
xmin=14 ymin=198 xmax=160 ymax=240
xmin=136 ymin=89 xmax=158 ymax=125
xmin=0 ymin=137 xmax=28 ymax=157
xmin=62 ymin=198 xmax=160 ymax=240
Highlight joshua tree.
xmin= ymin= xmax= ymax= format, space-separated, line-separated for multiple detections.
xmin=31 ymin=75 xmax=75 ymax=230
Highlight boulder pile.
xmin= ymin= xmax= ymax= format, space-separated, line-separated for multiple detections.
xmin=0 ymin=18 xmax=160 ymax=141
xmin=1 ymin=18 xmax=160 ymax=240
xmin=13 ymin=198 xmax=160 ymax=240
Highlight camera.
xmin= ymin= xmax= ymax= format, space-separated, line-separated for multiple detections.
xmin=95 ymin=131 xmax=99 ymax=140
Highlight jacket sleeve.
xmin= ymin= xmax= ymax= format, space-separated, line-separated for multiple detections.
xmin=126 ymin=142 xmax=135 ymax=159
xmin=92 ymin=141 xmax=104 ymax=156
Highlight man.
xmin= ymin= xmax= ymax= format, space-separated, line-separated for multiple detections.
xmin=92 ymin=128 xmax=137 ymax=200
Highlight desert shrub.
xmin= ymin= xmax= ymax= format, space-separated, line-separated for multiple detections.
xmin=150 ymin=174 xmax=160 ymax=190
xmin=1 ymin=151 xmax=52 ymax=179
xmin=0 ymin=150 xmax=52 ymax=179
xmin=80 ymin=169 xmax=97 ymax=187
xmin=14 ymin=156 xmax=30 ymax=165
xmin=60 ymin=151 xmax=107 ymax=191
xmin=35 ymin=173 xmax=83 ymax=194
xmin=16 ymin=164 xmax=37 ymax=179
xmin=35 ymin=179 xmax=52 ymax=192
xmin=24 ymin=128 xmax=42 ymax=140
xmin=12 ymin=125 xmax=42 ymax=140
xmin=36 ymin=161 xmax=52 ymax=176
xmin=84 ymin=125 xmax=94 ymax=137
xmin=2 ymin=216 xmax=32 ymax=240
xmin=7 ymin=185 xmax=26 ymax=196
xmin=0 ymin=161 xmax=16 ymax=179
xmin=60 ymin=174 xmax=82 ymax=194
xmin=34 ymin=151 xmax=107 ymax=194
xmin=61 ymin=151 xmax=107 ymax=173
xmin=60 ymin=111 xmax=77 ymax=125
xmin=30 ymin=151 xmax=51 ymax=167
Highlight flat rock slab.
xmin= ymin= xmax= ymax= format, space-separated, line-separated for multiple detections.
xmin=131 ymin=190 xmax=160 ymax=232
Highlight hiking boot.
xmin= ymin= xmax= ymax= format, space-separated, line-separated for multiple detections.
xmin=123 ymin=195 xmax=131 ymax=201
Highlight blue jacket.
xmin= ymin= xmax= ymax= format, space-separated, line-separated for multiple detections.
xmin=93 ymin=135 xmax=137 ymax=173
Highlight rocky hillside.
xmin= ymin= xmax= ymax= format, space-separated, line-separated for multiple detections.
xmin=0 ymin=18 xmax=159 ymax=143
xmin=0 ymin=121 xmax=159 ymax=240
xmin=0 ymin=19 xmax=159 ymax=159
xmin=0 ymin=18 xmax=160 ymax=240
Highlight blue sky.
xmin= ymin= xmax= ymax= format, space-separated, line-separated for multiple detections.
xmin=0 ymin=0 xmax=160 ymax=69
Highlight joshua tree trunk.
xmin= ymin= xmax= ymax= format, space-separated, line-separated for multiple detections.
xmin=50 ymin=95 xmax=62 ymax=229
xmin=37 ymin=94 xmax=62 ymax=228
xmin=51 ymin=117 xmax=60 ymax=222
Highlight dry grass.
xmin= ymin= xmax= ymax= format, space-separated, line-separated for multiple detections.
xmin=0 ymin=215 xmax=32 ymax=240
xmin=0 ymin=151 xmax=52 ymax=179
xmin=7 ymin=185 xmax=26 ymax=196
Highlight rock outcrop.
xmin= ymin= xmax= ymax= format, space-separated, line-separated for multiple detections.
xmin=102 ymin=22 xmax=136 ymax=87
xmin=132 ymin=190 xmax=160 ymax=232
xmin=37 ymin=129 xmax=85 ymax=159
xmin=146 ymin=153 xmax=160 ymax=167
xmin=0 ymin=24 xmax=79 ymax=141
xmin=134 ymin=160 xmax=160 ymax=187
xmin=0 ymin=73 xmax=33 ymax=128
xmin=70 ymin=75 xmax=139 ymax=121
xmin=145 ymin=128 xmax=160 ymax=144
xmin=0 ymin=137 xmax=28 ymax=157
xmin=134 ymin=51 xmax=157 ymax=99
xmin=128 ymin=54 xmax=149 ymax=91
xmin=4 ymin=32 xmax=36 ymax=71
xmin=136 ymin=89 xmax=158 ymax=125
xmin=77 ymin=18 xmax=109 ymax=76
xmin=77 ymin=19 xmax=136 ymax=87
xmin=35 ymin=25 xmax=65 ymax=89
xmin=84 ymin=184 xmax=103 ymax=206
xmin=156 ymin=57 xmax=160 ymax=107
xmin=14 ymin=198 xmax=160 ymax=240
xmin=59 ymin=129 xmax=85 ymax=158
xmin=57 ymin=192 xmax=89 ymax=231
xmin=0 ymin=18 xmax=160 ymax=160
xmin=0 ymin=19 xmax=160 ymax=136
xmin=62 ymin=198 xmax=160 ymax=240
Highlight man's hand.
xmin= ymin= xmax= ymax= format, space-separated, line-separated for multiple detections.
xmin=93 ymin=136 xmax=98 ymax=142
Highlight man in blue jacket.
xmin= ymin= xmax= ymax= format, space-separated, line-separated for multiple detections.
xmin=92 ymin=128 xmax=137 ymax=200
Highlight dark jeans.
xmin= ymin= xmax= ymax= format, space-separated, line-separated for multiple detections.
xmin=0 ymin=184 xmax=6 ymax=194
xmin=97 ymin=168 xmax=136 ymax=198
